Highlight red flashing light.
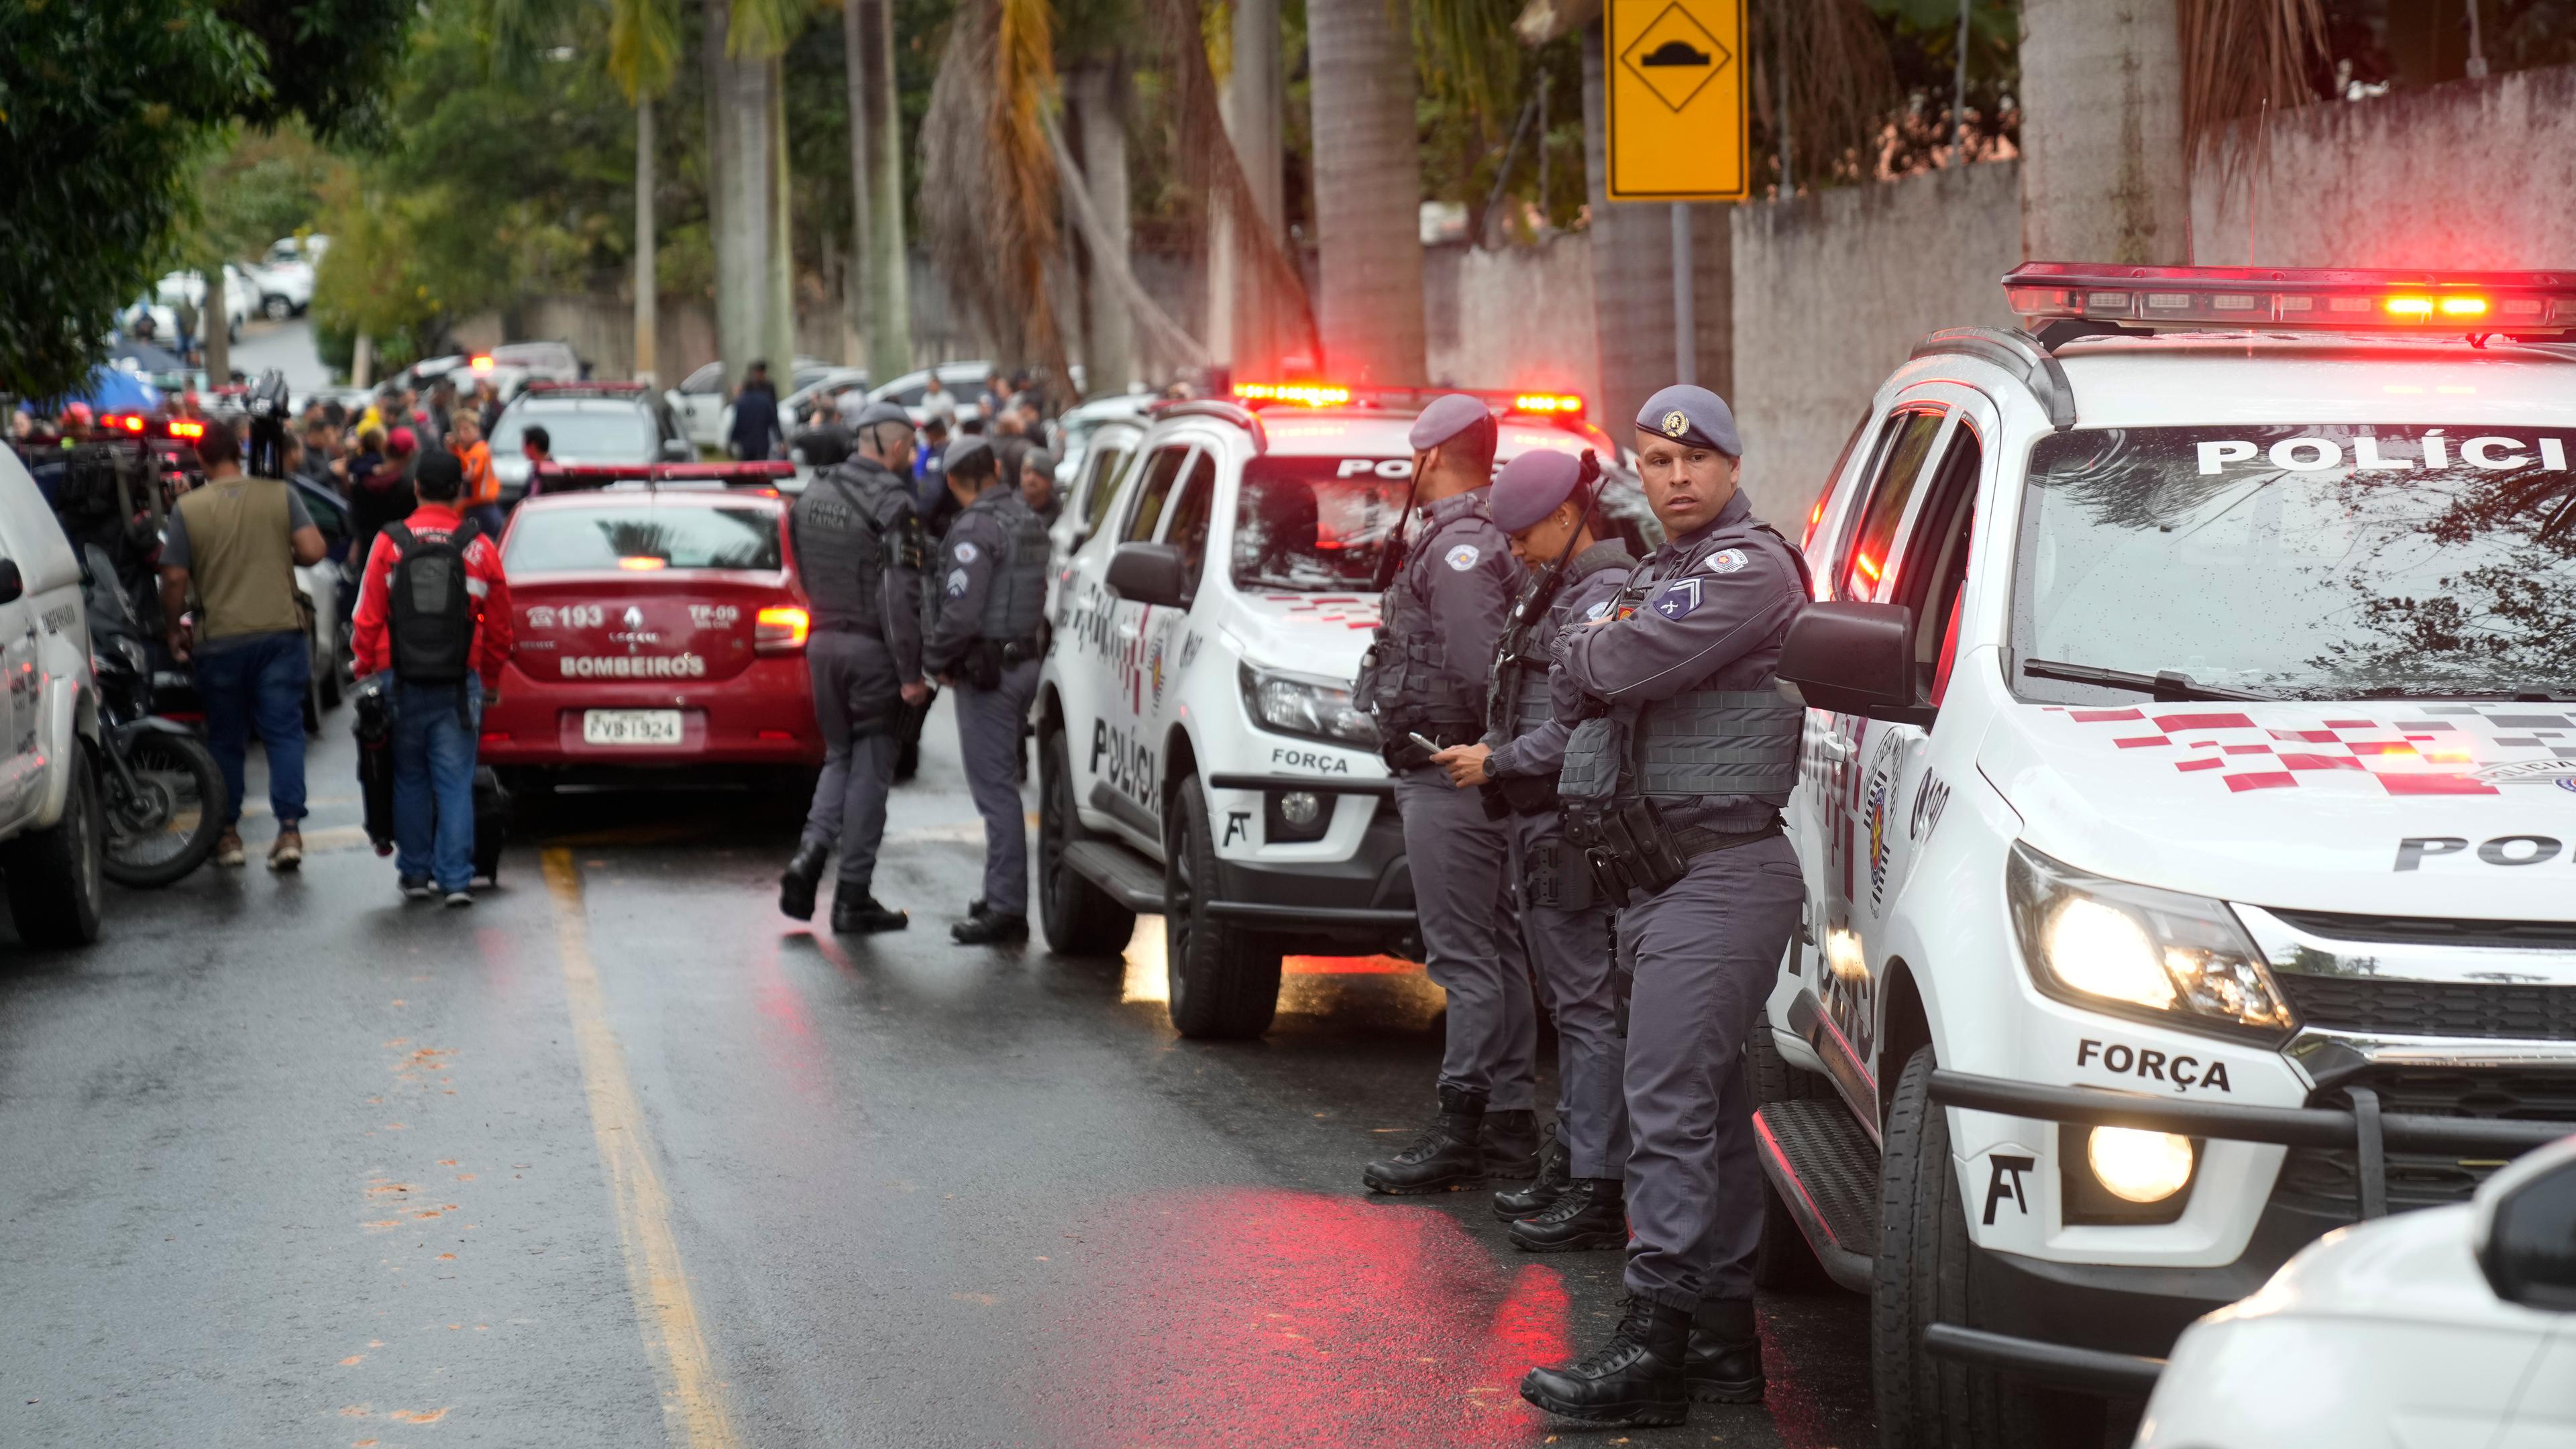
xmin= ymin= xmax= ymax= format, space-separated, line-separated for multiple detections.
xmin=1803 ymin=495 xmax=1826 ymax=552
xmin=1854 ymin=552 xmax=1882 ymax=584
xmin=1510 ymin=392 xmax=1585 ymax=417
xmin=168 ymin=420 xmax=206 ymax=440
xmin=1234 ymin=382 xmax=1352 ymax=408
xmin=116 ymin=415 xmax=146 ymax=433
xmin=616 ymin=557 xmax=667 ymax=571
xmin=470 ymin=354 xmax=495 ymax=372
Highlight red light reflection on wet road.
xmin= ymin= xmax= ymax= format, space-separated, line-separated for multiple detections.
xmin=1042 ymin=1187 xmax=1568 ymax=1447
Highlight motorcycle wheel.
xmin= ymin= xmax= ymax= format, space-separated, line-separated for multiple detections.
xmin=102 ymin=731 xmax=227 ymax=888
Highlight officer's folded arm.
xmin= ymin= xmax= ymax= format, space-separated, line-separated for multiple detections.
xmin=1556 ymin=570 xmax=1799 ymax=704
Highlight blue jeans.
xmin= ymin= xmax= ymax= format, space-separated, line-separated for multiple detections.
xmin=195 ymin=630 xmax=309 ymax=828
xmin=388 ymin=675 xmax=482 ymax=892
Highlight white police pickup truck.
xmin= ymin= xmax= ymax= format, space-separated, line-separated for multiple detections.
xmin=1034 ymin=385 xmax=1647 ymax=1039
xmin=1749 ymin=265 xmax=2576 ymax=1446
xmin=0 ymin=446 xmax=106 ymax=946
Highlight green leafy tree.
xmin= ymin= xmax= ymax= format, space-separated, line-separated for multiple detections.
xmin=0 ymin=0 xmax=411 ymax=399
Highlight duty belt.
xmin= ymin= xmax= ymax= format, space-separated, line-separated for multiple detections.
xmin=1565 ymin=800 xmax=1782 ymax=908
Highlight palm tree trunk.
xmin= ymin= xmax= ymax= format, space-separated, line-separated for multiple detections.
xmin=634 ymin=97 xmax=659 ymax=382
xmin=842 ymin=0 xmax=872 ymax=365
xmin=2019 ymin=0 xmax=2190 ymax=263
xmin=767 ymin=58 xmax=797 ymax=378
xmin=1305 ymin=0 xmax=1426 ymax=385
xmin=1064 ymin=63 xmax=1133 ymax=396
xmin=707 ymin=0 xmax=772 ymax=388
xmin=850 ymin=0 xmax=912 ymax=380
xmin=1210 ymin=0 xmax=1283 ymax=380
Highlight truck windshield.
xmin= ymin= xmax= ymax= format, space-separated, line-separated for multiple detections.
xmin=2012 ymin=425 xmax=2576 ymax=701
xmin=1232 ymin=456 xmax=1411 ymax=592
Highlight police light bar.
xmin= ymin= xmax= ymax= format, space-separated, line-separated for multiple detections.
xmin=524 ymin=380 xmax=651 ymax=395
xmin=2004 ymin=263 xmax=2576 ymax=335
xmin=531 ymin=461 xmax=794 ymax=492
xmin=470 ymin=354 xmax=495 ymax=372
xmin=1229 ymin=381 xmax=1587 ymax=419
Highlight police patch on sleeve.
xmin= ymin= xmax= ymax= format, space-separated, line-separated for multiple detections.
xmin=945 ymin=568 xmax=970 ymax=597
xmin=1651 ymin=578 xmax=1703 ymax=619
xmin=1705 ymin=547 xmax=1748 ymax=575
xmin=953 ymin=541 xmax=979 ymax=564
xmin=1444 ymin=543 xmax=1481 ymax=571
xmin=1585 ymin=600 xmax=1612 ymax=620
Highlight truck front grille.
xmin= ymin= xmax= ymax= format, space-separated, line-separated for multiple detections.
xmin=2274 ymin=1067 xmax=2576 ymax=1216
xmin=2276 ymin=973 xmax=2576 ymax=1039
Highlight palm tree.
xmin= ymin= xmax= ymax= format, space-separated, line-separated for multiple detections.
xmin=844 ymin=0 xmax=912 ymax=380
xmin=1305 ymin=0 xmax=1428 ymax=384
xmin=604 ymin=0 xmax=680 ymax=381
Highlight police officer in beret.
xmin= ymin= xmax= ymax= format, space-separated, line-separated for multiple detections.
xmin=1355 ymin=393 xmax=1541 ymax=1193
xmin=779 ymin=409 xmax=932 ymax=933
xmin=1518 ymin=386 xmax=1806 ymax=1426
xmin=1428 ymin=446 xmax=1635 ymax=1250
xmin=924 ymin=433 xmax=1052 ymax=945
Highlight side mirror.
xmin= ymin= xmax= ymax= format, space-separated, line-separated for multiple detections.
xmin=2475 ymin=1137 xmax=2576 ymax=1312
xmin=0 ymin=559 xmax=23 ymax=606
xmin=660 ymin=438 xmax=693 ymax=462
xmin=1778 ymin=599 xmax=1934 ymax=729
xmin=1107 ymin=542 xmax=1191 ymax=608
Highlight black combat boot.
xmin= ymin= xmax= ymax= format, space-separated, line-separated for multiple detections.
xmin=778 ymin=839 xmax=830 ymax=921
xmin=1507 ymin=1176 xmax=1627 ymax=1252
xmin=1519 ymin=1295 xmax=1690 ymax=1427
xmin=831 ymin=890 xmax=910 ymax=934
xmin=1684 ymin=1297 xmax=1764 ymax=1403
xmin=951 ymin=908 xmax=1029 ymax=945
xmin=1361 ymin=1086 xmax=1486 ymax=1194
xmin=1491 ymin=1122 xmax=1571 ymax=1220
xmin=1483 ymin=1108 xmax=1541 ymax=1179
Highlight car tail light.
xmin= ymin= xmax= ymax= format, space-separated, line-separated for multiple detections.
xmin=168 ymin=420 xmax=205 ymax=439
xmin=755 ymin=604 xmax=810 ymax=653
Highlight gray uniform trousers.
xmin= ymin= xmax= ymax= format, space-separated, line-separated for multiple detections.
xmin=1619 ymin=830 xmax=1804 ymax=1311
xmin=1512 ymin=808 xmax=1629 ymax=1177
xmin=801 ymin=629 xmax=904 ymax=890
xmin=953 ymin=658 xmax=1040 ymax=915
xmin=1395 ymin=768 xmax=1537 ymax=1110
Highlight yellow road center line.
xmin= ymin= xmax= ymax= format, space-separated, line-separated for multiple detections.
xmin=543 ymin=847 xmax=743 ymax=1449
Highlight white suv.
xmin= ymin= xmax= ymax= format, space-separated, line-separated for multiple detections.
xmin=1034 ymin=388 xmax=1647 ymax=1038
xmin=0 ymin=447 xmax=107 ymax=946
xmin=1752 ymin=265 xmax=2576 ymax=1445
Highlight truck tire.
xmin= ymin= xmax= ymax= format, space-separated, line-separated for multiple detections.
xmin=1876 ymin=1046 xmax=2094 ymax=1449
xmin=1745 ymin=1013 xmax=1834 ymax=1291
xmin=1162 ymin=775 xmax=1281 ymax=1040
xmin=1037 ymin=723 xmax=1134 ymax=956
xmin=7 ymin=749 xmax=106 ymax=947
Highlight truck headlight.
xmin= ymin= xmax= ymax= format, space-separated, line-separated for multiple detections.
xmin=2088 ymin=1128 xmax=2196 ymax=1203
xmin=1239 ymin=664 xmax=1378 ymax=749
xmin=2006 ymin=842 xmax=2295 ymax=1040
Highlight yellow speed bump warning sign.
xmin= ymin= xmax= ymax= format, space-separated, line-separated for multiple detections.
xmin=1607 ymin=0 xmax=1746 ymax=201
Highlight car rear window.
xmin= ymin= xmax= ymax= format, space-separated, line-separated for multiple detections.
xmin=506 ymin=505 xmax=784 ymax=574
xmin=491 ymin=402 xmax=654 ymax=460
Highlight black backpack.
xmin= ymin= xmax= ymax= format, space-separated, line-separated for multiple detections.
xmin=383 ymin=518 xmax=481 ymax=684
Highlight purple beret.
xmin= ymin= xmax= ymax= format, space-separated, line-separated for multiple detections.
xmin=1489 ymin=449 xmax=1584 ymax=533
xmin=1407 ymin=393 xmax=1491 ymax=451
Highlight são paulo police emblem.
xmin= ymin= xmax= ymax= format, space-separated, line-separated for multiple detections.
xmin=1444 ymin=543 xmax=1480 ymax=571
xmin=1661 ymin=410 xmax=1688 ymax=438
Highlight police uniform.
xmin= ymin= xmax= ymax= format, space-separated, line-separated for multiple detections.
xmin=1521 ymin=386 xmax=1805 ymax=1424
xmin=1356 ymin=394 xmax=1540 ymax=1194
xmin=1479 ymin=449 xmax=1636 ymax=1248
xmin=924 ymin=435 xmax=1051 ymax=943
xmin=780 ymin=412 xmax=927 ymax=932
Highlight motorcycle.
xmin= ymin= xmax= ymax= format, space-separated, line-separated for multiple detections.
xmin=83 ymin=549 xmax=225 ymax=887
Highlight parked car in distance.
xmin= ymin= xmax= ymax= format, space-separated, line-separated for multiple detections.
xmin=667 ymin=356 xmax=830 ymax=453
xmin=489 ymin=382 xmax=692 ymax=502
xmin=865 ymin=362 xmax=993 ymax=429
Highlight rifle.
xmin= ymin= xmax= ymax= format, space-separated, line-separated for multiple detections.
xmin=1369 ymin=462 xmax=1427 ymax=594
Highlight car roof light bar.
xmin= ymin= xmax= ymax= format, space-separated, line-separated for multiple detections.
xmin=2003 ymin=262 xmax=2576 ymax=336
xmin=533 ymin=461 xmax=795 ymax=491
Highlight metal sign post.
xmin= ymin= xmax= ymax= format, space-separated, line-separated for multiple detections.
xmin=1605 ymin=0 xmax=1745 ymax=388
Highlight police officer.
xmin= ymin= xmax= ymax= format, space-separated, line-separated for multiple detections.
xmin=1517 ymin=386 xmax=1805 ymax=1426
xmin=779 ymin=409 xmax=930 ymax=932
xmin=923 ymin=433 xmax=1051 ymax=945
xmin=1356 ymin=394 xmax=1540 ymax=1193
xmin=1428 ymin=447 xmax=1635 ymax=1250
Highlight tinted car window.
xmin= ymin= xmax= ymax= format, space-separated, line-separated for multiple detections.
xmin=1165 ymin=452 xmax=1218 ymax=586
xmin=1083 ymin=445 xmax=1132 ymax=534
xmin=1232 ymin=455 xmax=1411 ymax=592
xmin=1123 ymin=447 xmax=1191 ymax=544
xmin=1841 ymin=410 xmax=1946 ymax=601
xmin=505 ymin=505 xmax=784 ymax=574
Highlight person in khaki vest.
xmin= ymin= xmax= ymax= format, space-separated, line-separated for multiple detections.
xmin=158 ymin=426 xmax=329 ymax=869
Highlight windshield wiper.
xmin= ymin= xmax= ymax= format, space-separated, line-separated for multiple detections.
xmin=2021 ymin=658 xmax=2279 ymax=703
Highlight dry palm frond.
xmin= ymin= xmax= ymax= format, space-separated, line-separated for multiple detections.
xmin=605 ymin=0 xmax=682 ymax=101
xmin=1138 ymin=0 xmax=1318 ymax=362
xmin=2178 ymin=0 xmax=2328 ymax=184
xmin=920 ymin=0 xmax=1071 ymax=377
xmin=1755 ymin=0 xmax=1899 ymax=188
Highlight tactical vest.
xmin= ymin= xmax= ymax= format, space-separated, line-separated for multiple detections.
xmin=967 ymin=489 xmax=1051 ymax=643
xmin=1559 ymin=519 xmax=1808 ymax=810
xmin=1355 ymin=498 xmax=1493 ymax=737
xmin=794 ymin=460 xmax=918 ymax=636
xmin=173 ymin=475 xmax=302 ymax=641
xmin=1493 ymin=543 xmax=1633 ymax=741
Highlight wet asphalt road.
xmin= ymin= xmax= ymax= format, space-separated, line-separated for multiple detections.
xmin=0 ymin=696 xmax=1873 ymax=1448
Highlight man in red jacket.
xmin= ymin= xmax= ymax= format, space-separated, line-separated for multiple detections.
xmin=350 ymin=451 xmax=515 ymax=904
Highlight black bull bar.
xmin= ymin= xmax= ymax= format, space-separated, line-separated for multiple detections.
xmin=1919 ymin=1068 xmax=2576 ymax=1397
